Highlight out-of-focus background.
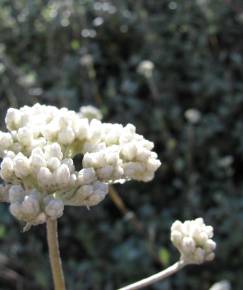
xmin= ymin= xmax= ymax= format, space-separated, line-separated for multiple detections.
xmin=0 ymin=0 xmax=243 ymax=289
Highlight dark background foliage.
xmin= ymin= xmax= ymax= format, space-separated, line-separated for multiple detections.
xmin=0 ymin=0 xmax=243 ymax=289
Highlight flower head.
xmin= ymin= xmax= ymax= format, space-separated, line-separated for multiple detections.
xmin=0 ymin=104 xmax=161 ymax=227
xmin=171 ymin=218 xmax=216 ymax=264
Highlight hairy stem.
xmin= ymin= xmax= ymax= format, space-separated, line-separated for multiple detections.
xmin=118 ymin=260 xmax=186 ymax=290
xmin=47 ymin=219 xmax=66 ymax=290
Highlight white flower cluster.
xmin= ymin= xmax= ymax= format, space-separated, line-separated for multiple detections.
xmin=171 ymin=218 xmax=216 ymax=264
xmin=0 ymin=104 xmax=161 ymax=227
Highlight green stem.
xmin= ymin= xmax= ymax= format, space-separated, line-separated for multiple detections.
xmin=47 ymin=219 xmax=66 ymax=290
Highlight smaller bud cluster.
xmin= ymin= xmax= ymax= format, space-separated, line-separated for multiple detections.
xmin=83 ymin=122 xmax=161 ymax=182
xmin=9 ymin=185 xmax=64 ymax=225
xmin=171 ymin=218 xmax=216 ymax=264
xmin=65 ymin=179 xmax=108 ymax=207
xmin=0 ymin=143 xmax=76 ymax=193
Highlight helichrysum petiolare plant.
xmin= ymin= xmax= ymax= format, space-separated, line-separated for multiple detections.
xmin=0 ymin=104 xmax=216 ymax=290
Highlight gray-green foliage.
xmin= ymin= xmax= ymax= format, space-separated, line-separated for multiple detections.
xmin=0 ymin=0 xmax=243 ymax=289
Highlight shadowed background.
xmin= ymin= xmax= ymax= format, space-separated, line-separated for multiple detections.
xmin=0 ymin=0 xmax=243 ymax=289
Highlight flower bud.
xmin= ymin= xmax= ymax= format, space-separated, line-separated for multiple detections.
xmin=77 ymin=168 xmax=96 ymax=185
xmin=47 ymin=157 xmax=61 ymax=171
xmin=58 ymin=127 xmax=75 ymax=145
xmin=0 ymin=132 xmax=13 ymax=150
xmin=17 ymin=127 xmax=33 ymax=146
xmin=45 ymin=198 xmax=64 ymax=219
xmin=21 ymin=194 xmax=40 ymax=217
xmin=0 ymin=157 xmax=14 ymax=180
xmin=9 ymin=185 xmax=25 ymax=203
xmin=37 ymin=167 xmax=53 ymax=187
xmin=14 ymin=153 xmax=30 ymax=178
xmin=5 ymin=108 xmax=21 ymax=130
xmin=44 ymin=143 xmax=63 ymax=160
xmin=54 ymin=164 xmax=70 ymax=187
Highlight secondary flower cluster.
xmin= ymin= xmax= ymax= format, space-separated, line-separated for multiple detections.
xmin=0 ymin=104 xmax=161 ymax=227
xmin=171 ymin=218 xmax=216 ymax=264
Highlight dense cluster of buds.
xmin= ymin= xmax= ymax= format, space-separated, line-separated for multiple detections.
xmin=171 ymin=218 xmax=216 ymax=264
xmin=0 ymin=104 xmax=161 ymax=228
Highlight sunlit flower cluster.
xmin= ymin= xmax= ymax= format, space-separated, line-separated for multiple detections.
xmin=171 ymin=218 xmax=216 ymax=264
xmin=0 ymin=104 xmax=161 ymax=228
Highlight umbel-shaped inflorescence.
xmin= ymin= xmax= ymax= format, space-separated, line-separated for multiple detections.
xmin=0 ymin=104 xmax=161 ymax=229
xmin=171 ymin=218 xmax=216 ymax=264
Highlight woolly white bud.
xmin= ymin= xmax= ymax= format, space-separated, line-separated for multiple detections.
xmin=54 ymin=164 xmax=70 ymax=187
xmin=9 ymin=185 xmax=25 ymax=203
xmin=121 ymin=143 xmax=137 ymax=160
xmin=47 ymin=157 xmax=61 ymax=171
xmin=44 ymin=143 xmax=63 ymax=160
xmin=41 ymin=122 xmax=59 ymax=140
xmin=97 ymin=166 xmax=113 ymax=180
xmin=21 ymin=194 xmax=40 ymax=217
xmin=0 ymin=132 xmax=13 ymax=150
xmin=5 ymin=108 xmax=21 ymax=130
xmin=45 ymin=198 xmax=64 ymax=219
xmin=58 ymin=127 xmax=75 ymax=145
xmin=30 ymin=151 xmax=47 ymax=173
xmin=62 ymin=159 xmax=75 ymax=172
xmin=0 ymin=157 xmax=14 ymax=180
xmin=89 ymin=119 xmax=102 ymax=142
xmin=14 ymin=153 xmax=30 ymax=178
xmin=37 ymin=167 xmax=53 ymax=187
xmin=17 ymin=127 xmax=33 ymax=146
xmin=77 ymin=168 xmax=96 ymax=185
xmin=73 ymin=118 xmax=89 ymax=140
xmin=87 ymin=181 xmax=108 ymax=206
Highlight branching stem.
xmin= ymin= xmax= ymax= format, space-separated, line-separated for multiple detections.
xmin=118 ymin=260 xmax=186 ymax=290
